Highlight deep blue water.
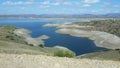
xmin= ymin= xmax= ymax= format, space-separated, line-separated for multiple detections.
xmin=0 ymin=18 xmax=105 ymax=55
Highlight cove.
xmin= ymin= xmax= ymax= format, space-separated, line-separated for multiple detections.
xmin=0 ymin=18 xmax=106 ymax=55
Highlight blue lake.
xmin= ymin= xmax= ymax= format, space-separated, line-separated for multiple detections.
xmin=0 ymin=18 xmax=105 ymax=55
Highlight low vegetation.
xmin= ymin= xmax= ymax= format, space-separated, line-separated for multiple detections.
xmin=0 ymin=40 xmax=76 ymax=57
xmin=0 ymin=40 xmax=55 ymax=55
xmin=38 ymin=44 xmax=44 ymax=48
xmin=54 ymin=49 xmax=76 ymax=58
xmin=0 ymin=26 xmax=26 ymax=44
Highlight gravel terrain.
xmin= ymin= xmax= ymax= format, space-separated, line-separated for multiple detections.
xmin=0 ymin=54 xmax=120 ymax=68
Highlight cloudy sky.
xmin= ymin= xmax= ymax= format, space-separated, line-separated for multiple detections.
xmin=0 ymin=0 xmax=120 ymax=14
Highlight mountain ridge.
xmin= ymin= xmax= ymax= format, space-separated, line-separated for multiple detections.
xmin=0 ymin=13 xmax=120 ymax=18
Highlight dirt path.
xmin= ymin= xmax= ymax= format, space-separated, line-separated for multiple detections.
xmin=0 ymin=54 xmax=120 ymax=68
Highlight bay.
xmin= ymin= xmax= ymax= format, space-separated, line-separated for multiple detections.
xmin=0 ymin=18 xmax=105 ymax=55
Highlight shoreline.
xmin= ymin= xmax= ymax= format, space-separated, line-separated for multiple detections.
xmin=43 ymin=21 xmax=120 ymax=49
xmin=14 ymin=28 xmax=49 ymax=46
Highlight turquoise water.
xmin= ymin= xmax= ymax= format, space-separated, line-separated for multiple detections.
xmin=0 ymin=18 xmax=105 ymax=55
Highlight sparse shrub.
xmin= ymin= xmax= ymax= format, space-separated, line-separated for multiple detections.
xmin=93 ymin=49 xmax=111 ymax=53
xmin=10 ymin=38 xmax=14 ymax=40
xmin=38 ymin=44 xmax=44 ymax=48
xmin=115 ymin=49 xmax=120 ymax=54
xmin=6 ymin=35 xmax=14 ymax=40
xmin=102 ymin=49 xmax=112 ymax=51
xmin=115 ymin=49 xmax=120 ymax=51
xmin=119 ymin=58 xmax=120 ymax=61
xmin=54 ymin=50 xmax=75 ymax=58
xmin=29 ymin=44 xmax=34 ymax=46
xmin=6 ymin=36 xmax=10 ymax=38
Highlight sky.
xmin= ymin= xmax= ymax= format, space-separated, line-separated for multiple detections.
xmin=0 ymin=0 xmax=120 ymax=15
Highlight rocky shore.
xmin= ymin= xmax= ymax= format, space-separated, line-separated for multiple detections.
xmin=14 ymin=29 xmax=49 ymax=46
xmin=44 ymin=22 xmax=120 ymax=49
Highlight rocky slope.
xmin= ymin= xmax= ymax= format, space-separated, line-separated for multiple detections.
xmin=0 ymin=54 xmax=120 ymax=68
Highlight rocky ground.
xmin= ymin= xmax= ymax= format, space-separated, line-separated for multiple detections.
xmin=0 ymin=54 xmax=120 ymax=68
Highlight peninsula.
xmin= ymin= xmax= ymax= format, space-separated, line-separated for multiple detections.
xmin=44 ymin=20 xmax=120 ymax=49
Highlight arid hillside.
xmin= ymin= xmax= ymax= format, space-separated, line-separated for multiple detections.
xmin=0 ymin=54 xmax=120 ymax=68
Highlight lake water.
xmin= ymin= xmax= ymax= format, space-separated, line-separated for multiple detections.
xmin=0 ymin=18 xmax=105 ymax=55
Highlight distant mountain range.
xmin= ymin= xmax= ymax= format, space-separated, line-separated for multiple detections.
xmin=0 ymin=13 xmax=120 ymax=18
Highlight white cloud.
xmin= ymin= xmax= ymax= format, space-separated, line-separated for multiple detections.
xmin=83 ymin=4 xmax=91 ymax=7
xmin=84 ymin=0 xmax=100 ymax=4
xmin=2 ymin=1 xmax=34 ymax=5
xmin=51 ymin=1 xmax=71 ymax=6
xmin=21 ymin=7 xmax=25 ymax=10
xmin=52 ymin=2 xmax=60 ymax=6
xmin=114 ymin=10 xmax=120 ymax=13
xmin=39 ymin=5 xmax=50 ymax=8
xmin=103 ymin=2 xmax=111 ymax=6
xmin=2 ymin=0 xmax=81 ymax=7
xmin=91 ymin=10 xmax=97 ymax=13
xmin=83 ymin=0 xmax=100 ymax=7
xmin=2 ymin=1 xmax=62 ymax=6
xmin=41 ymin=1 xmax=50 ymax=5
xmin=113 ymin=5 xmax=120 ymax=8
xmin=40 ymin=1 xmax=61 ymax=6
xmin=63 ymin=2 xmax=71 ymax=5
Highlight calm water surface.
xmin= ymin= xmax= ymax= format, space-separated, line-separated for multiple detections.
xmin=0 ymin=18 xmax=105 ymax=55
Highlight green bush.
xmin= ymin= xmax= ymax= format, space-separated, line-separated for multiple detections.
xmin=38 ymin=44 xmax=44 ymax=48
xmin=115 ymin=49 xmax=120 ymax=51
xmin=54 ymin=50 xmax=75 ymax=58
xmin=6 ymin=36 xmax=11 ymax=38
xmin=29 ymin=44 xmax=34 ymax=46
